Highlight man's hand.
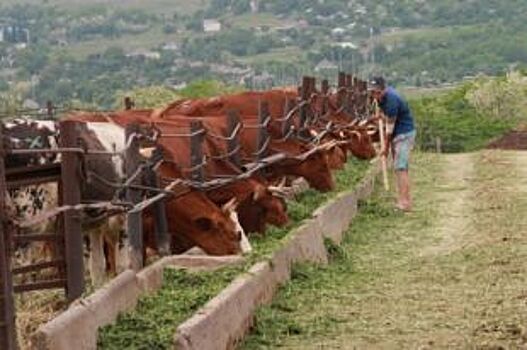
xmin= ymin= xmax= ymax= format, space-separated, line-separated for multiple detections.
xmin=380 ymin=139 xmax=391 ymax=157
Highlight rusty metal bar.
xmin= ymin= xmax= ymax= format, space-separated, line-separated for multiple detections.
xmin=227 ymin=111 xmax=241 ymax=167
xmin=143 ymin=164 xmax=170 ymax=257
xmin=282 ymin=98 xmax=296 ymax=139
xmin=59 ymin=120 xmax=85 ymax=301
xmin=0 ymin=124 xmax=17 ymax=350
xmin=190 ymin=121 xmax=205 ymax=182
xmin=125 ymin=123 xmax=144 ymax=271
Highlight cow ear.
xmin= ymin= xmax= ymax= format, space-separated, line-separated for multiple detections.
xmin=194 ymin=217 xmax=212 ymax=231
xmin=253 ymin=189 xmax=263 ymax=201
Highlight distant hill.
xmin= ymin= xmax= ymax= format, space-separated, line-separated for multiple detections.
xmin=1 ymin=0 xmax=526 ymax=108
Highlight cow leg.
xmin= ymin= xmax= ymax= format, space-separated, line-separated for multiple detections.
xmin=89 ymin=229 xmax=106 ymax=286
xmin=103 ymin=235 xmax=116 ymax=276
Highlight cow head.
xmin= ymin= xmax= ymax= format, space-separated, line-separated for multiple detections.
xmin=253 ymin=183 xmax=289 ymax=227
xmin=165 ymin=190 xmax=248 ymax=255
xmin=278 ymin=150 xmax=334 ymax=192
xmin=347 ymin=130 xmax=377 ymax=160
xmin=325 ymin=143 xmax=347 ymax=170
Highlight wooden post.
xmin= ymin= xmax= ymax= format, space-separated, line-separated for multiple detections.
xmin=345 ymin=74 xmax=353 ymax=114
xmin=308 ymin=76 xmax=316 ymax=123
xmin=190 ymin=121 xmax=204 ymax=182
xmin=124 ymin=123 xmax=143 ymax=271
xmin=321 ymin=79 xmax=329 ymax=116
xmin=0 ymin=125 xmax=17 ymax=350
xmin=435 ymin=137 xmax=442 ymax=153
xmin=300 ymin=76 xmax=310 ymax=128
xmin=59 ymin=121 xmax=85 ymax=301
xmin=124 ymin=97 xmax=134 ymax=111
xmin=337 ymin=72 xmax=346 ymax=109
xmin=46 ymin=101 xmax=54 ymax=119
xmin=257 ymin=101 xmax=270 ymax=161
xmin=227 ymin=111 xmax=241 ymax=167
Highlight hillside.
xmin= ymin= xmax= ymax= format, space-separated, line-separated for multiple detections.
xmin=0 ymin=0 xmax=526 ymax=108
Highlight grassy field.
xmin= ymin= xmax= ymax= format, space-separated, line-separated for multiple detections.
xmin=236 ymin=46 xmax=305 ymax=65
xmin=223 ymin=13 xmax=290 ymax=30
xmin=97 ymin=158 xmax=371 ymax=349
xmin=59 ymin=25 xmax=186 ymax=59
xmin=241 ymin=150 xmax=527 ymax=349
xmin=376 ymin=24 xmax=481 ymax=46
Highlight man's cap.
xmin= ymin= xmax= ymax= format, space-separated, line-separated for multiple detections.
xmin=368 ymin=76 xmax=386 ymax=91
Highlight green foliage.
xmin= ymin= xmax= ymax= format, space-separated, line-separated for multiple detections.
xmin=178 ymin=80 xmax=244 ymax=99
xmin=114 ymin=86 xmax=181 ymax=109
xmin=97 ymin=268 xmax=242 ymax=349
xmin=410 ymin=79 xmax=518 ymax=152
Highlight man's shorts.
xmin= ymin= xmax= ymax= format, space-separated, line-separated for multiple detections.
xmin=392 ymin=130 xmax=416 ymax=171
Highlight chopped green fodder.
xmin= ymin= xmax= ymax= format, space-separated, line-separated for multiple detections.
xmin=97 ymin=267 xmax=242 ymax=350
xmin=97 ymin=157 xmax=370 ymax=349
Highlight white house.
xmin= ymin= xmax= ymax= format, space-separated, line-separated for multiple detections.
xmin=126 ymin=49 xmax=161 ymax=60
xmin=203 ymin=19 xmax=221 ymax=32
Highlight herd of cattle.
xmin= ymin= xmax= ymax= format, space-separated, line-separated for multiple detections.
xmin=2 ymin=82 xmax=381 ymax=284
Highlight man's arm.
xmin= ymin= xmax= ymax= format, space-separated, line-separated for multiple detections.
xmin=380 ymin=95 xmax=398 ymax=156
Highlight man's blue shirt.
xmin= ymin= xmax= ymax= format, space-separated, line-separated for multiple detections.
xmin=379 ymin=87 xmax=415 ymax=137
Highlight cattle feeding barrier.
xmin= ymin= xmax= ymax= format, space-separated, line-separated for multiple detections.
xmin=0 ymin=71 xmax=375 ymax=348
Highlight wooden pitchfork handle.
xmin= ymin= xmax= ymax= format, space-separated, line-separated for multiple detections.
xmin=374 ymin=102 xmax=390 ymax=191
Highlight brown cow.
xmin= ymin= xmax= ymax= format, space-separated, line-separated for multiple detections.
xmin=155 ymin=90 xmax=349 ymax=171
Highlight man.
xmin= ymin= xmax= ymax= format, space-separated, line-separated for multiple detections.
xmin=369 ymin=76 xmax=416 ymax=212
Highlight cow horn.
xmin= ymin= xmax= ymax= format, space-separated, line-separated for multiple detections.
xmin=366 ymin=126 xmax=377 ymax=135
xmin=139 ymin=147 xmax=156 ymax=158
xmin=268 ymin=186 xmax=294 ymax=200
xmin=252 ymin=187 xmax=265 ymax=201
xmin=222 ymin=197 xmax=238 ymax=213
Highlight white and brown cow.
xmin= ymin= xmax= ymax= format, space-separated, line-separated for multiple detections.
xmin=3 ymin=118 xmax=251 ymax=286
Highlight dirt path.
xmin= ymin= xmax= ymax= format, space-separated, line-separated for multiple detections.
xmin=242 ymin=151 xmax=527 ymax=349
xmin=420 ymin=153 xmax=474 ymax=257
